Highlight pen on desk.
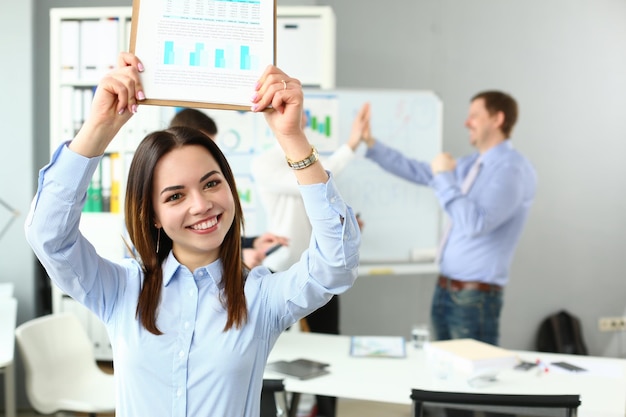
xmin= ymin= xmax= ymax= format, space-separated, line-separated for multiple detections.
xmin=536 ymin=359 xmax=549 ymax=374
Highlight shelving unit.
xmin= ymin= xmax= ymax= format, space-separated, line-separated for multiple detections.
xmin=49 ymin=6 xmax=336 ymax=361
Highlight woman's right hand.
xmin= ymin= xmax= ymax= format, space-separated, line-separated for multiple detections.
xmin=71 ymin=52 xmax=145 ymax=157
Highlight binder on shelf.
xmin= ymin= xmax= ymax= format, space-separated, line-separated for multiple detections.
xmin=100 ymin=154 xmax=112 ymax=212
xmin=424 ymin=338 xmax=517 ymax=375
xmin=99 ymin=18 xmax=119 ymax=75
xmin=84 ymin=161 xmax=103 ymax=213
xmin=60 ymin=19 xmax=80 ymax=82
xmin=60 ymin=86 xmax=75 ymax=140
xmin=109 ymin=152 xmax=122 ymax=214
xmin=79 ymin=19 xmax=101 ymax=80
xmin=72 ymin=88 xmax=83 ymax=136
xmin=82 ymin=88 xmax=94 ymax=126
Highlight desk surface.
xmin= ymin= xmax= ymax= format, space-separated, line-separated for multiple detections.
xmin=0 ymin=297 xmax=17 ymax=367
xmin=267 ymin=331 xmax=626 ymax=417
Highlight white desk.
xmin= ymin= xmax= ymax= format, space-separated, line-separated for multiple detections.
xmin=0 ymin=297 xmax=17 ymax=417
xmin=267 ymin=331 xmax=626 ymax=417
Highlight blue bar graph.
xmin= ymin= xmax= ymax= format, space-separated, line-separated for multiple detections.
xmin=163 ymin=41 xmax=257 ymax=70
xmin=164 ymin=41 xmax=175 ymax=65
xmin=240 ymin=46 xmax=250 ymax=70
xmin=215 ymin=49 xmax=225 ymax=68
xmin=189 ymin=43 xmax=204 ymax=66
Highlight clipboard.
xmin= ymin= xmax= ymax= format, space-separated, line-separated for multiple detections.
xmin=129 ymin=0 xmax=277 ymax=111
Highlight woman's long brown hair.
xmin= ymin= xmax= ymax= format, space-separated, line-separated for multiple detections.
xmin=124 ymin=126 xmax=247 ymax=335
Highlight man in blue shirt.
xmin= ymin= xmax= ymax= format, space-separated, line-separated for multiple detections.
xmin=360 ymin=91 xmax=537 ymax=345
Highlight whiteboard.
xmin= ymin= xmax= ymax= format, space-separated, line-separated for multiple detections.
xmin=323 ymin=89 xmax=443 ymax=262
xmin=174 ymin=89 xmax=443 ymax=263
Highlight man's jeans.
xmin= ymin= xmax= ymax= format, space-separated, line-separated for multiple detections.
xmin=430 ymin=284 xmax=503 ymax=345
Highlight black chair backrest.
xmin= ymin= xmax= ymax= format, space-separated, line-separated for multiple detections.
xmin=411 ymin=389 xmax=580 ymax=417
xmin=261 ymin=379 xmax=288 ymax=417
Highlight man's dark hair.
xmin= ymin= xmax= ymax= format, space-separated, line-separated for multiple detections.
xmin=472 ymin=91 xmax=518 ymax=138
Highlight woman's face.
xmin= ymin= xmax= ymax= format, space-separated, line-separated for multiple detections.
xmin=151 ymin=144 xmax=235 ymax=271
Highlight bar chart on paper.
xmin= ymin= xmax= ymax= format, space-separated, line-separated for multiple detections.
xmin=162 ymin=40 xmax=261 ymax=71
xmin=130 ymin=0 xmax=275 ymax=107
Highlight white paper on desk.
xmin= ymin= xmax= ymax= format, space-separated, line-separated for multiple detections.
xmin=350 ymin=336 xmax=406 ymax=358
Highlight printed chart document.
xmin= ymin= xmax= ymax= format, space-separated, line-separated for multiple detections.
xmin=350 ymin=336 xmax=407 ymax=358
xmin=130 ymin=0 xmax=276 ymax=110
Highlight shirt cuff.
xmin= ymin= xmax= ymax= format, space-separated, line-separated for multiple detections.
xmin=41 ymin=142 xmax=101 ymax=198
xmin=299 ymin=172 xmax=346 ymax=220
xmin=431 ymin=170 xmax=460 ymax=205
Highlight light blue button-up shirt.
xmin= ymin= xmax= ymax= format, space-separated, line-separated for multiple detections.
xmin=366 ymin=140 xmax=536 ymax=286
xmin=25 ymin=143 xmax=360 ymax=417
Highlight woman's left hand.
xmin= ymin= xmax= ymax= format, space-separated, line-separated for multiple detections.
xmin=251 ymin=65 xmax=304 ymax=142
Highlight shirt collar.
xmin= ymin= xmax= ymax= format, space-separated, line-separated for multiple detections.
xmin=162 ymin=251 xmax=224 ymax=288
xmin=479 ymin=140 xmax=513 ymax=166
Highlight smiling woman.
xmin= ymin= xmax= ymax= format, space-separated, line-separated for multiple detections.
xmin=125 ymin=128 xmax=242 ymax=334
xmin=25 ymin=52 xmax=361 ymax=417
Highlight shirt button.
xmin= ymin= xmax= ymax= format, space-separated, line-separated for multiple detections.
xmin=189 ymin=290 xmax=194 ymax=297
xmin=184 ymin=321 xmax=190 ymax=330
xmin=177 ymin=388 xmax=182 ymax=397
xmin=179 ymin=350 xmax=185 ymax=358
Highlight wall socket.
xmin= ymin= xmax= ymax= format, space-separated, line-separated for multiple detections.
xmin=598 ymin=317 xmax=626 ymax=332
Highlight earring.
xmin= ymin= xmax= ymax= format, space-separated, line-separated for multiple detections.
xmin=156 ymin=227 xmax=161 ymax=254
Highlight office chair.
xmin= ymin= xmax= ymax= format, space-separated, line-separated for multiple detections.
xmin=15 ymin=312 xmax=115 ymax=417
xmin=261 ymin=378 xmax=290 ymax=417
xmin=411 ymin=389 xmax=580 ymax=417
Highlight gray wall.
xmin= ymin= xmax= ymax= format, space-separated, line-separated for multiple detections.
xmin=0 ymin=0 xmax=35 ymax=410
xmin=327 ymin=0 xmax=626 ymax=357
xmin=15 ymin=0 xmax=626 ymax=410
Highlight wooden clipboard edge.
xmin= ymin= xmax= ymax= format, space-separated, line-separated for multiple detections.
xmin=129 ymin=0 xmax=140 ymax=54
xmin=128 ymin=0 xmax=276 ymax=112
xmin=140 ymin=98 xmax=250 ymax=112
